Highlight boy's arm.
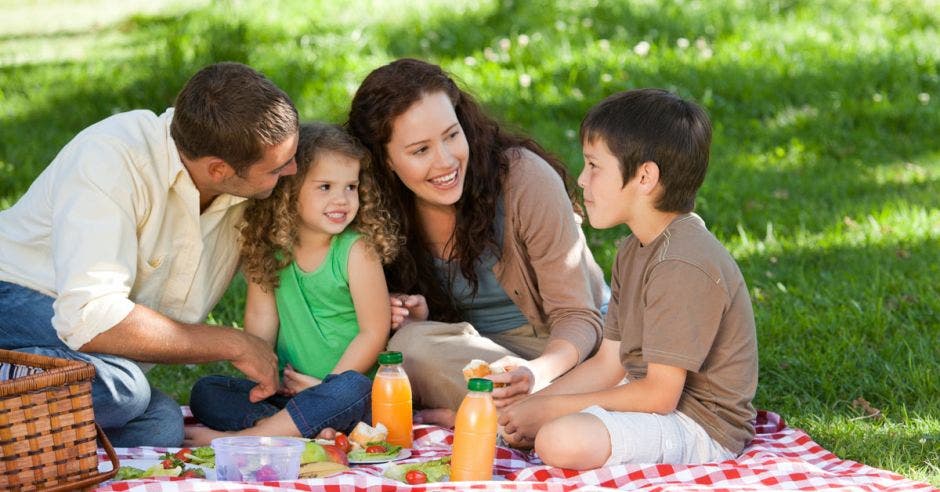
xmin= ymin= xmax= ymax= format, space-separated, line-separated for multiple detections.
xmin=331 ymin=240 xmax=391 ymax=374
xmin=500 ymin=342 xmax=686 ymax=446
xmin=244 ymin=278 xmax=280 ymax=348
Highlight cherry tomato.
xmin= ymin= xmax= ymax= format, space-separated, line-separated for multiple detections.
xmin=161 ymin=458 xmax=175 ymax=469
xmin=334 ymin=433 xmax=351 ymax=453
xmin=174 ymin=448 xmax=193 ymax=462
xmin=365 ymin=444 xmax=387 ymax=454
xmin=180 ymin=469 xmax=205 ymax=478
xmin=405 ymin=469 xmax=428 ymax=484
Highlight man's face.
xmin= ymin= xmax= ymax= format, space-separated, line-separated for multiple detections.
xmin=222 ymin=132 xmax=299 ymax=200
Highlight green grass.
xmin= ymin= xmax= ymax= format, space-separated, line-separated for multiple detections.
xmin=1 ymin=0 xmax=937 ymax=485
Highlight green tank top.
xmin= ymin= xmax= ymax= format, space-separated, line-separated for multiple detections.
xmin=274 ymin=229 xmax=368 ymax=380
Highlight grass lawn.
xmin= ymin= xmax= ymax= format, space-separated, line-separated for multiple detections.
xmin=1 ymin=0 xmax=937 ymax=485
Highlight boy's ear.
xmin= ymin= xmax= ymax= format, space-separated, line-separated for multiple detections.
xmin=637 ymin=160 xmax=661 ymax=193
xmin=206 ymin=158 xmax=237 ymax=182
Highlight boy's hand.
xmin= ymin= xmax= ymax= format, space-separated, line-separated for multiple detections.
xmin=389 ymin=293 xmax=429 ymax=330
xmin=499 ymin=394 xmax=558 ymax=448
xmin=488 ymin=356 xmax=534 ymax=408
xmin=279 ymin=363 xmax=322 ymax=396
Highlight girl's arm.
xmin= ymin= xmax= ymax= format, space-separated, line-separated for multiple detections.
xmin=331 ymin=239 xmax=391 ymax=374
xmin=244 ymin=278 xmax=280 ymax=349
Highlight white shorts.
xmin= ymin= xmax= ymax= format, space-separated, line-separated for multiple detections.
xmin=581 ymin=405 xmax=735 ymax=466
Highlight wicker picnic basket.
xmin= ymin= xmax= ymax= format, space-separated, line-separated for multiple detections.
xmin=0 ymin=349 xmax=119 ymax=491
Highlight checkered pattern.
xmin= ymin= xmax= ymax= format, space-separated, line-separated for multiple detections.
xmin=94 ymin=410 xmax=937 ymax=491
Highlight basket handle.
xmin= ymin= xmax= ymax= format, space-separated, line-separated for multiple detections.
xmin=43 ymin=423 xmax=120 ymax=492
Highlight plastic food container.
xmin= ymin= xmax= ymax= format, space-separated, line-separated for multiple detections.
xmin=212 ymin=436 xmax=306 ymax=481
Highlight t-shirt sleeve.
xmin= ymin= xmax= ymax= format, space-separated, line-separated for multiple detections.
xmin=641 ymin=260 xmax=728 ymax=372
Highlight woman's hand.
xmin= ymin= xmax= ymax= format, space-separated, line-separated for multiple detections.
xmin=279 ymin=363 xmax=322 ymax=397
xmin=389 ymin=293 xmax=429 ymax=330
xmin=487 ymin=356 xmax=536 ymax=408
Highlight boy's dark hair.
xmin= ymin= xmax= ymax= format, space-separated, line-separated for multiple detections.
xmin=580 ymin=88 xmax=711 ymax=213
xmin=171 ymin=62 xmax=299 ymax=176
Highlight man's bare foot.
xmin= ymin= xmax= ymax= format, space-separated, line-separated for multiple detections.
xmin=184 ymin=425 xmax=233 ymax=447
xmin=414 ymin=408 xmax=456 ymax=428
xmin=316 ymin=427 xmax=337 ymax=440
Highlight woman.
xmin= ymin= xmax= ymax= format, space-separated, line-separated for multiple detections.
xmin=347 ymin=58 xmax=608 ymax=439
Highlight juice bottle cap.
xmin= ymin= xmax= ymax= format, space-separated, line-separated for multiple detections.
xmin=378 ymin=351 xmax=403 ymax=365
xmin=467 ymin=378 xmax=493 ymax=392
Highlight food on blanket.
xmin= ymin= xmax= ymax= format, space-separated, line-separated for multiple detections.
xmin=298 ymin=460 xmax=349 ymax=478
xmin=347 ymin=441 xmax=402 ymax=462
xmin=322 ymin=444 xmax=350 ymax=465
xmin=384 ymin=456 xmax=451 ymax=483
xmin=212 ymin=436 xmax=305 ymax=481
xmin=405 ymin=469 xmax=428 ymax=484
xmin=334 ymin=432 xmax=351 ymax=453
xmin=184 ymin=446 xmax=216 ymax=468
xmin=349 ymin=421 xmax=389 ymax=448
xmin=302 ymin=441 xmax=330 ymax=463
xmin=462 ymin=359 xmax=515 ymax=387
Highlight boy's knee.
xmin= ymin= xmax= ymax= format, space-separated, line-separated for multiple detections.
xmin=535 ymin=415 xmax=608 ymax=470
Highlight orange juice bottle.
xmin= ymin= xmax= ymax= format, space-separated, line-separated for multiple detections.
xmin=450 ymin=378 xmax=497 ymax=481
xmin=371 ymin=351 xmax=413 ymax=448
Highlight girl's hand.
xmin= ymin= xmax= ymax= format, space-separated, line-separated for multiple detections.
xmin=389 ymin=293 xmax=429 ymax=330
xmin=488 ymin=356 xmax=536 ymax=408
xmin=280 ymin=364 xmax=322 ymax=396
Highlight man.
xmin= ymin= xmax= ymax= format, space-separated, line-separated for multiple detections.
xmin=0 ymin=62 xmax=299 ymax=447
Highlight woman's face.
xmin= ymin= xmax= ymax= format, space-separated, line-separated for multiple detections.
xmin=385 ymin=91 xmax=470 ymax=210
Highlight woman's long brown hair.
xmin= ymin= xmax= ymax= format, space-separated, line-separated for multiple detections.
xmin=347 ymin=58 xmax=576 ymax=321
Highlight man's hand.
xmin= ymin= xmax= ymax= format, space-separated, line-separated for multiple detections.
xmin=279 ymin=363 xmax=322 ymax=396
xmin=488 ymin=356 xmax=534 ymax=408
xmin=389 ymin=293 xmax=428 ymax=330
xmin=230 ymin=331 xmax=279 ymax=402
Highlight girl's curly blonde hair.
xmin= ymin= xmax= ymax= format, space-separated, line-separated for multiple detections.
xmin=240 ymin=122 xmax=400 ymax=291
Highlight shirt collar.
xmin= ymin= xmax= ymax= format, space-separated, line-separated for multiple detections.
xmin=161 ymin=108 xmax=248 ymax=213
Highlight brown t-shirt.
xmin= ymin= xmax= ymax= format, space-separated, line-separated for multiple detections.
xmin=604 ymin=213 xmax=758 ymax=453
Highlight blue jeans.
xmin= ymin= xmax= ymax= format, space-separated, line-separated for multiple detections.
xmin=0 ymin=281 xmax=184 ymax=447
xmin=190 ymin=371 xmax=372 ymax=437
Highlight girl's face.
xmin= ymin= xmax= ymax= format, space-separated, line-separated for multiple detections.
xmin=296 ymin=151 xmax=361 ymax=238
xmin=385 ymin=91 xmax=470 ymax=211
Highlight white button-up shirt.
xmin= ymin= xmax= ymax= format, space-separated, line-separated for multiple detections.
xmin=0 ymin=109 xmax=246 ymax=350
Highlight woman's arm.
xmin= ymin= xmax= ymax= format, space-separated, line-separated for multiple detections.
xmin=331 ymin=240 xmax=391 ymax=374
xmin=491 ymin=150 xmax=605 ymax=402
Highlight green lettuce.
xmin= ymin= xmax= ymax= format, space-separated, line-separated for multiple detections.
xmin=384 ymin=456 xmax=451 ymax=483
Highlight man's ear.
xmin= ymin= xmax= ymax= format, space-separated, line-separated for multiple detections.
xmin=637 ymin=160 xmax=661 ymax=192
xmin=206 ymin=158 xmax=236 ymax=182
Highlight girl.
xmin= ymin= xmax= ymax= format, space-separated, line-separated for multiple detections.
xmin=347 ymin=58 xmax=609 ymax=439
xmin=184 ymin=122 xmax=398 ymax=445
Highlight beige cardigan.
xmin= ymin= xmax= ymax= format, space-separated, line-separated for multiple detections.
xmin=493 ymin=147 xmax=608 ymax=362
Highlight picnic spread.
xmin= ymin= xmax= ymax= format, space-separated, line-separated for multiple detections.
xmin=92 ymin=409 xmax=937 ymax=491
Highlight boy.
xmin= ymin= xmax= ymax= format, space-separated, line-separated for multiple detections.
xmin=499 ymin=89 xmax=757 ymax=468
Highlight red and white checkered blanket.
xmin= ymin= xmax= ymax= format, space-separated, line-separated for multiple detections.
xmin=94 ymin=410 xmax=936 ymax=491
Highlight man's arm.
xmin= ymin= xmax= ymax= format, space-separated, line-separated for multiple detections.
xmin=81 ymin=303 xmax=279 ymax=402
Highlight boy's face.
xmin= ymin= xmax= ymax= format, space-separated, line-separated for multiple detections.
xmin=577 ymin=137 xmax=638 ymax=229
